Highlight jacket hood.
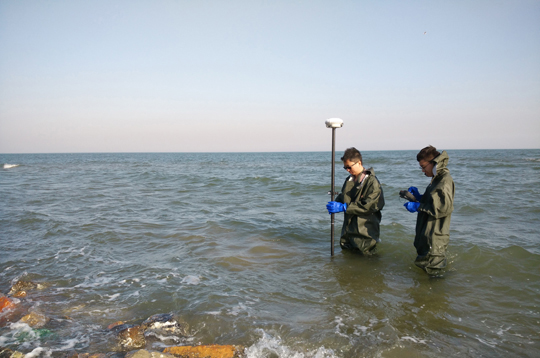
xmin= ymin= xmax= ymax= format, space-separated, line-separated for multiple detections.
xmin=433 ymin=151 xmax=450 ymax=175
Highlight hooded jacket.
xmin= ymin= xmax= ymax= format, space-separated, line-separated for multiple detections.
xmin=415 ymin=151 xmax=455 ymax=265
xmin=335 ymin=168 xmax=385 ymax=251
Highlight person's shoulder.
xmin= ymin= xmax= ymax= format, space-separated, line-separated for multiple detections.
xmin=438 ymin=168 xmax=454 ymax=181
xmin=365 ymin=171 xmax=382 ymax=187
xmin=365 ymin=167 xmax=376 ymax=176
xmin=433 ymin=170 xmax=454 ymax=188
xmin=365 ymin=168 xmax=381 ymax=180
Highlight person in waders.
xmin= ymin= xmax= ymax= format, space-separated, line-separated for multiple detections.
xmin=403 ymin=145 xmax=455 ymax=274
xmin=326 ymin=147 xmax=385 ymax=255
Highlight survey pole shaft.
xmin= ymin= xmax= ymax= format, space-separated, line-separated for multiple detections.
xmin=330 ymin=127 xmax=336 ymax=256
xmin=325 ymin=117 xmax=343 ymax=257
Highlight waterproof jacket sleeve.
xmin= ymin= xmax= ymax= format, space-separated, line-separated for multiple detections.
xmin=334 ymin=176 xmax=350 ymax=203
xmin=345 ymin=176 xmax=383 ymax=216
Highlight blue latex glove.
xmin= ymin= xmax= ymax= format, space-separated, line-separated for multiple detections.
xmin=327 ymin=201 xmax=347 ymax=214
xmin=404 ymin=202 xmax=420 ymax=213
xmin=408 ymin=186 xmax=423 ymax=201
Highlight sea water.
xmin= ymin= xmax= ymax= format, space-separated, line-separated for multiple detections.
xmin=1 ymin=150 xmax=539 ymax=357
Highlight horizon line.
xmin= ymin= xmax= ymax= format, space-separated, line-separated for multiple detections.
xmin=1 ymin=147 xmax=539 ymax=155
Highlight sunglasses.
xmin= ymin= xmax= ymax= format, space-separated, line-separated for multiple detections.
xmin=343 ymin=162 xmax=360 ymax=170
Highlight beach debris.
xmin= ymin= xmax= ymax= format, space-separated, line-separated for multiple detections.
xmin=0 ymin=293 xmax=27 ymax=328
xmin=61 ymin=351 xmax=110 ymax=358
xmin=63 ymin=304 xmax=87 ymax=315
xmin=14 ymin=327 xmax=55 ymax=342
xmin=125 ymin=349 xmax=176 ymax=358
xmin=107 ymin=313 xmax=191 ymax=349
xmin=0 ymin=347 xmax=24 ymax=358
xmin=18 ymin=311 xmax=50 ymax=328
xmin=0 ymin=294 xmax=17 ymax=313
xmin=112 ymin=324 xmax=146 ymax=350
xmin=163 ymin=345 xmax=245 ymax=358
xmin=107 ymin=321 xmax=125 ymax=330
xmin=141 ymin=313 xmax=189 ymax=336
xmin=60 ymin=350 xmax=78 ymax=358
xmin=8 ymin=280 xmax=44 ymax=298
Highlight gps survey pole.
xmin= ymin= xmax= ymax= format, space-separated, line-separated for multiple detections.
xmin=325 ymin=118 xmax=344 ymax=256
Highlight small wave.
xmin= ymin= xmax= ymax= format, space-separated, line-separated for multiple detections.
xmin=57 ymin=338 xmax=79 ymax=350
xmin=245 ymin=329 xmax=337 ymax=358
xmin=107 ymin=293 xmax=121 ymax=301
xmin=3 ymin=164 xmax=20 ymax=169
xmin=0 ymin=323 xmax=39 ymax=347
xmin=400 ymin=336 xmax=428 ymax=344
xmin=181 ymin=275 xmax=200 ymax=285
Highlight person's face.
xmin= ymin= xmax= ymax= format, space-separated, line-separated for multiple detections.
xmin=343 ymin=159 xmax=363 ymax=176
xmin=419 ymin=159 xmax=434 ymax=177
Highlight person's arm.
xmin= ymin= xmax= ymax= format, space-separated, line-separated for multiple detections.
xmin=326 ymin=179 xmax=348 ymax=214
xmin=418 ymin=179 xmax=454 ymax=219
xmin=334 ymin=176 xmax=349 ymax=203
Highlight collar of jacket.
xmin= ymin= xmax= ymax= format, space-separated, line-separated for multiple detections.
xmin=347 ymin=167 xmax=374 ymax=183
xmin=431 ymin=151 xmax=450 ymax=182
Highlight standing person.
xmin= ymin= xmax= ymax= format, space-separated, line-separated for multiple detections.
xmin=326 ymin=147 xmax=385 ymax=255
xmin=403 ymin=145 xmax=455 ymax=274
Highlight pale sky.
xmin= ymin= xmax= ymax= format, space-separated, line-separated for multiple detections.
xmin=1 ymin=0 xmax=539 ymax=153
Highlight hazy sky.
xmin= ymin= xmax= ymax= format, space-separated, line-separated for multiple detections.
xmin=1 ymin=0 xmax=539 ymax=153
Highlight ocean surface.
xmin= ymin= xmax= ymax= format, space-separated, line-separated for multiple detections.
xmin=1 ymin=150 xmax=539 ymax=358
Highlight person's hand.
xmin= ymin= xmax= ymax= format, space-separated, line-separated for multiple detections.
xmin=327 ymin=201 xmax=347 ymax=214
xmin=404 ymin=202 xmax=420 ymax=213
xmin=408 ymin=186 xmax=423 ymax=201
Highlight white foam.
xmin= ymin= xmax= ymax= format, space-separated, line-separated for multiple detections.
xmin=181 ymin=275 xmax=200 ymax=285
xmin=497 ymin=326 xmax=511 ymax=336
xmin=355 ymin=325 xmax=369 ymax=334
xmin=352 ymin=317 xmax=387 ymax=338
xmin=144 ymin=331 xmax=181 ymax=343
xmin=400 ymin=336 xmax=427 ymax=344
xmin=4 ymin=164 xmax=20 ymax=169
xmin=58 ymin=338 xmax=79 ymax=350
xmin=332 ymin=316 xmax=348 ymax=338
xmin=227 ymin=302 xmax=250 ymax=316
xmin=245 ymin=329 xmax=337 ymax=358
xmin=9 ymin=322 xmax=35 ymax=335
xmin=74 ymin=275 xmax=115 ymax=288
xmin=107 ymin=293 xmax=121 ymax=301
xmin=24 ymin=347 xmax=52 ymax=358
xmin=149 ymin=321 xmax=176 ymax=329
xmin=475 ymin=335 xmax=498 ymax=348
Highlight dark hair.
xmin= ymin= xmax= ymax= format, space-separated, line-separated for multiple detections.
xmin=417 ymin=145 xmax=440 ymax=162
xmin=341 ymin=147 xmax=362 ymax=163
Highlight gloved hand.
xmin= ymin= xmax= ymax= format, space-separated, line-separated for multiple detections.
xmin=404 ymin=202 xmax=420 ymax=213
xmin=408 ymin=186 xmax=423 ymax=201
xmin=327 ymin=201 xmax=347 ymax=214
